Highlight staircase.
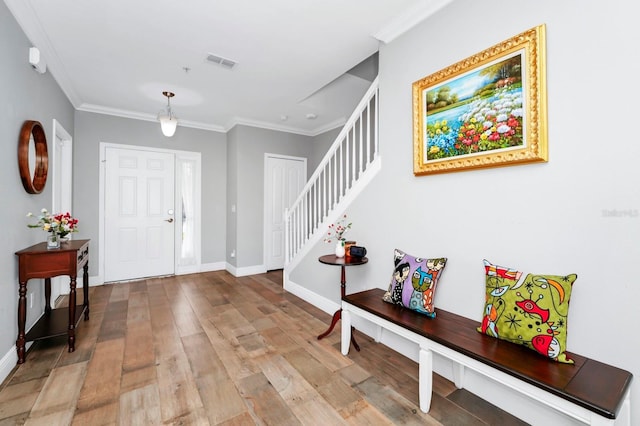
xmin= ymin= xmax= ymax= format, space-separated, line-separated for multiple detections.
xmin=284 ymin=77 xmax=380 ymax=278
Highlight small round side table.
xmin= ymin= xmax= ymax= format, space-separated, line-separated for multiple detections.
xmin=317 ymin=254 xmax=368 ymax=351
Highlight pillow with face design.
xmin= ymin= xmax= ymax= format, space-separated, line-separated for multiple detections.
xmin=478 ymin=259 xmax=577 ymax=363
xmin=382 ymin=249 xmax=447 ymax=318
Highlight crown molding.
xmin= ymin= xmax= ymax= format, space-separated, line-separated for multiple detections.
xmin=226 ymin=116 xmax=346 ymax=137
xmin=374 ymin=0 xmax=455 ymax=44
xmin=77 ymin=104 xmax=344 ymax=136
xmin=77 ymin=103 xmax=227 ymax=133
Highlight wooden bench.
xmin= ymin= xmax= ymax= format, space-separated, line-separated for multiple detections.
xmin=341 ymin=288 xmax=633 ymax=425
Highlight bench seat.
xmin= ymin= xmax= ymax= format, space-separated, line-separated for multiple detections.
xmin=341 ymin=288 xmax=632 ymax=425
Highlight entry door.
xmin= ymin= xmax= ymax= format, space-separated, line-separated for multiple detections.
xmin=104 ymin=147 xmax=175 ymax=282
xmin=265 ymin=155 xmax=306 ymax=270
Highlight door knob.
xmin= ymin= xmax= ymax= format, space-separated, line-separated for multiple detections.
xmin=165 ymin=218 xmax=174 ymax=223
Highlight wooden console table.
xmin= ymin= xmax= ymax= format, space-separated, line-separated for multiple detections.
xmin=15 ymin=239 xmax=90 ymax=364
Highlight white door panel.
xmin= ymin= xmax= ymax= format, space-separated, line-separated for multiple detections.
xmin=105 ymin=148 xmax=175 ymax=282
xmin=265 ymin=155 xmax=306 ymax=270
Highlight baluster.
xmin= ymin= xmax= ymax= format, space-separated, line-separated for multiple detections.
xmin=315 ymin=180 xmax=319 ymax=231
xmin=374 ymin=89 xmax=379 ymax=157
xmin=345 ymin=132 xmax=350 ymax=192
xmin=351 ymin=127 xmax=356 ymax=186
xmin=338 ymin=143 xmax=343 ymax=201
xmin=328 ymin=153 xmax=333 ymax=210
xmin=302 ymin=194 xmax=307 ymax=241
xmin=311 ymin=182 xmax=316 ymax=234
xmin=333 ymin=153 xmax=337 ymax=208
xmin=320 ymin=169 xmax=324 ymax=220
xmin=296 ymin=206 xmax=301 ymax=253
xmin=366 ymin=100 xmax=371 ymax=166
xmin=359 ymin=111 xmax=364 ymax=176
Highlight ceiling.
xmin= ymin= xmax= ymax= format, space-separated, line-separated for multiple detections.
xmin=5 ymin=0 xmax=452 ymax=135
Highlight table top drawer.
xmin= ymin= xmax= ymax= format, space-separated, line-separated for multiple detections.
xmin=16 ymin=239 xmax=90 ymax=282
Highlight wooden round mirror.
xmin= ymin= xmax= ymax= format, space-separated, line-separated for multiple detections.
xmin=18 ymin=120 xmax=48 ymax=194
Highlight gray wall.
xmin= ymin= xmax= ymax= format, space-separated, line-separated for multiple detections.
xmin=308 ymin=127 xmax=341 ymax=174
xmin=226 ymin=126 xmax=239 ymax=267
xmin=74 ymin=111 xmax=227 ymax=274
xmin=227 ymin=125 xmax=315 ymax=268
xmin=291 ymin=0 xmax=640 ymax=424
xmin=1 ymin=2 xmax=75 ymax=359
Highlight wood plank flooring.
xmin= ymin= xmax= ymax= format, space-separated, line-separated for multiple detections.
xmin=0 ymin=270 xmax=527 ymax=425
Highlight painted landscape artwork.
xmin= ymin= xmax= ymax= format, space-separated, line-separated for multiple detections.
xmin=424 ymin=53 xmax=525 ymax=162
xmin=412 ymin=24 xmax=548 ymax=176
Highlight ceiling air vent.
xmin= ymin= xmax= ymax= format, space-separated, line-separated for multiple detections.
xmin=206 ymin=53 xmax=237 ymax=70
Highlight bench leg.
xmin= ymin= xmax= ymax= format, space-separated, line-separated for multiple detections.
xmin=453 ymin=362 xmax=464 ymax=389
xmin=617 ymin=388 xmax=631 ymax=426
xmin=374 ymin=324 xmax=382 ymax=343
xmin=589 ymin=415 xmax=616 ymax=426
xmin=419 ymin=344 xmax=433 ymax=413
xmin=341 ymin=309 xmax=352 ymax=356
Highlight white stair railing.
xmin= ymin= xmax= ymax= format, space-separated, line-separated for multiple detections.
xmin=284 ymin=77 xmax=380 ymax=270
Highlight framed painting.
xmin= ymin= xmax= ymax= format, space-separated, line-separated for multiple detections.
xmin=413 ymin=24 xmax=547 ymax=175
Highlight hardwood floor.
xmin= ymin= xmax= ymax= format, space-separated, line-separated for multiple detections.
xmin=0 ymin=270 xmax=527 ymax=425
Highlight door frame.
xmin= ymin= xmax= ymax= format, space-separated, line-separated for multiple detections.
xmin=99 ymin=142 xmax=202 ymax=283
xmin=263 ymin=153 xmax=307 ymax=271
xmin=51 ymin=119 xmax=73 ymax=299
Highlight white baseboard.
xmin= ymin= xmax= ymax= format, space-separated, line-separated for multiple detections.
xmin=176 ymin=265 xmax=201 ymax=275
xmin=89 ymin=262 xmax=227 ymax=287
xmin=0 ymin=342 xmax=33 ymax=386
xmin=199 ymin=262 xmax=226 ymax=273
xmin=284 ymin=279 xmax=340 ymax=315
xmin=88 ymin=261 xmax=260 ymax=286
xmin=200 ymin=262 xmax=227 ymax=272
xmin=225 ymin=263 xmax=267 ymax=277
xmin=0 ymin=347 xmax=17 ymax=385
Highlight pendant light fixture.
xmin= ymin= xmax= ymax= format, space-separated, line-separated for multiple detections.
xmin=158 ymin=91 xmax=178 ymax=137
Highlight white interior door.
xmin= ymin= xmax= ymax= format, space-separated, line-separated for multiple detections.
xmin=104 ymin=147 xmax=175 ymax=282
xmin=51 ymin=119 xmax=72 ymax=299
xmin=265 ymin=155 xmax=306 ymax=270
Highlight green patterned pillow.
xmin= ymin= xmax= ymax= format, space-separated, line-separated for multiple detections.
xmin=477 ymin=259 xmax=577 ymax=364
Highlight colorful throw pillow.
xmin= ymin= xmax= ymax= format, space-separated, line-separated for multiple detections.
xmin=382 ymin=249 xmax=447 ymax=318
xmin=478 ymin=259 xmax=577 ymax=364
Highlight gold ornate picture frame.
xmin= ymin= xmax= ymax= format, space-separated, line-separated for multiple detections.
xmin=413 ymin=24 xmax=547 ymax=175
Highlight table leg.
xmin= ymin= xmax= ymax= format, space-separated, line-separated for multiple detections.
xmin=341 ymin=264 xmax=360 ymax=351
xmin=318 ymin=309 xmax=342 ymax=340
xmin=44 ymin=278 xmax=52 ymax=315
xmin=317 ymin=264 xmax=361 ymax=351
xmin=16 ymin=281 xmax=27 ymax=364
xmin=68 ymin=276 xmax=77 ymax=352
xmin=83 ymin=262 xmax=90 ymax=320
xmin=351 ymin=326 xmax=360 ymax=351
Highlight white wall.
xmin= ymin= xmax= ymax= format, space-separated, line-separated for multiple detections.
xmin=292 ymin=0 xmax=640 ymax=423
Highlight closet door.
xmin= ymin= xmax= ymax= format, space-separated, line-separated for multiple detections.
xmin=265 ymin=154 xmax=306 ymax=270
